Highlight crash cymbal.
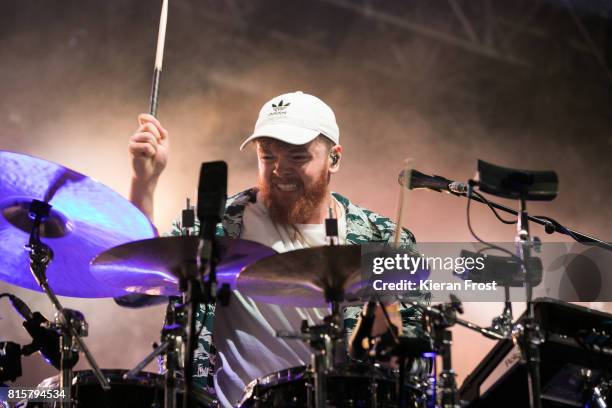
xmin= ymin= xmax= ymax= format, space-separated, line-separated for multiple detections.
xmin=237 ymin=245 xmax=361 ymax=307
xmin=90 ymin=236 xmax=277 ymax=296
xmin=0 ymin=150 xmax=156 ymax=297
xmin=237 ymin=245 xmax=429 ymax=307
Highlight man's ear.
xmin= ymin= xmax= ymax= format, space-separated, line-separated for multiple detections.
xmin=329 ymin=145 xmax=343 ymax=173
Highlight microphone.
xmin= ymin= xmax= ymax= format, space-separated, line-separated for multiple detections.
xmin=8 ymin=295 xmax=63 ymax=369
xmin=398 ymin=169 xmax=467 ymax=194
xmin=349 ymin=300 xmax=377 ymax=360
xmin=196 ymin=161 xmax=228 ymax=268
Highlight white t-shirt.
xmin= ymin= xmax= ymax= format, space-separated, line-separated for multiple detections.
xmin=213 ymin=193 xmax=347 ymax=407
xmin=241 ymin=192 xmax=347 ymax=251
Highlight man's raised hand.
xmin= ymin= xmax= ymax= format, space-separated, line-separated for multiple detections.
xmin=129 ymin=113 xmax=169 ymax=183
xmin=128 ymin=113 xmax=169 ymax=221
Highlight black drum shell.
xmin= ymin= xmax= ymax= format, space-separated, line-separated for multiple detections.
xmin=238 ymin=364 xmax=426 ymax=408
xmin=24 ymin=369 xmax=216 ymax=408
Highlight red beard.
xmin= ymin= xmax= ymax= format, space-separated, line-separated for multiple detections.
xmin=259 ymin=168 xmax=330 ymax=225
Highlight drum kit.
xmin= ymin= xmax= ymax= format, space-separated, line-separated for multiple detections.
xmin=1 ymin=150 xmax=611 ymax=408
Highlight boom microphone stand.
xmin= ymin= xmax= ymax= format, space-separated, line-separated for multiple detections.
xmin=514 ymin=194 xmax=544 ymax=408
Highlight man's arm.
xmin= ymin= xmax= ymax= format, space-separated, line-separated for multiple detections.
xmin=128 ymin=113 xmax=169 ymax=221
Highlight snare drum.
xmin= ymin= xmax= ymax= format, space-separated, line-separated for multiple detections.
xmin=238 ymin=364 xmax=426 ymax=408
xmin=25 ymin=369 xmax=216 ymax=408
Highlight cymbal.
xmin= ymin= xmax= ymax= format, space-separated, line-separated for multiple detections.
xmin=237 ymin=245 xmax=430 ymax=307
xmin=236 ymin=245 xmax=362 ymax=307
xmin=91 ymin=236 xmax=277 ymax=296
xmin=0 ymin=151 xmax=156 ymax=297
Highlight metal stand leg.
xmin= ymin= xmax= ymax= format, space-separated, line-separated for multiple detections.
xmin=516 ymin=197 xmax=543 ymax=408
xmin=438 ymin=330 xmax=458 ymax=408
xmin=397 ymin=357 xmax=406 ymax=408
xmin=59 ymin=332 xmax=74 ymax=408
xmin=26 ymin=199 xmax=110 ymax=407
xmin=125 ymin=298 xmax=184 ymax=408
xmin=311 ymin=351 xmax=327 ymax=408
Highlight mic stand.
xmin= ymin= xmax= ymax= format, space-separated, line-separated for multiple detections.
xmin=489 ymin=286 xmax=514 ymax=339
xmin=26 ymin=200 xmax=110 ymax=407
xmin=515 ymin=196 xmax=544 ymax=408
xmin=449 ymin=187 xmax=612 ymax=252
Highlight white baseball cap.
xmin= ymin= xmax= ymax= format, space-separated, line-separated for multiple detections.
xmin=239 ymin=91 xmax=339 ymax=150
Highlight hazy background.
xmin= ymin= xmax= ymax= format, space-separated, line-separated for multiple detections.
xmin=1 ymin=0 xmax=611 ymax=396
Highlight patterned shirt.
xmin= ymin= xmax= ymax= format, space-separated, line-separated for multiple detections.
xmin=169 ymin=187 xmax=425 ymax=390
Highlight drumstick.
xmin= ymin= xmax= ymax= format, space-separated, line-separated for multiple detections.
xmin=149 ymin=0 xmax=168 ymax=117
xmin=393 ymin=158 xmax=414 ymax=245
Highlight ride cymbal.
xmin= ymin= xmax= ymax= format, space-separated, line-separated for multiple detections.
xmin=0 ymin=150 xmax=156 ymax=297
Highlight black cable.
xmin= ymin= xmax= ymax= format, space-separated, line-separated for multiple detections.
xmin=0 ymin=293 xmax=13 ymax=300
xmin=466 ymin=186 xmax=527 ymax=267
xmin=471 ymin=190 xmax=517 ymax=225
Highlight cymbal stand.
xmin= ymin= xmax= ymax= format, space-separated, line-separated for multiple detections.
xmin=277 ymin=299 xmax=344 ymax=408
xmin=27 ymin=199 xmax=110 ymax=407
xmin=427 ymin=301 xmax=459 ymax=408
xmin=405 ymin=296 xmax=507 ymax=408
xmin=276 ymin=213 xmax=345 ymax=408
xmin=124 ymin=298 xmax=185 ymax=408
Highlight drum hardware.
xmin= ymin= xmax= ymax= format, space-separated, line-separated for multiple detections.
xmin=456 ymin=248 xmax=544 ymax=340
xmin=361 ymin=300 xmax=406 ymax=408
xmin=404 ymin=295 xmax=507 ymax=408
xmin=0 ymin=293 xmax=63 ymax=382
xmin=238 ymin=240 xmax=427 ymax=407
xmin=412 ymin=297 xmax=460 ymax=408
xmin=404 ymin=160 xmax=594 ymax=408
xmin=270 ymin=213 xmax=344 ymax=408
xmin=370 ymin=332 xmax=434 ymax=408
xmin=0 ymin=151 xmax=156 ymax=297
xmin=91 ymin=235 xmax=275 ymax=407
xmin=573 ymin=327 xmax=611 ymax=407
xmin=581 ymin=369 xmax=610 ymax=408
xmin=276 ymin=311 xmax=346 ymax=408
xmin=25 ymin=199 xmax=110 ymax=406
xmin=459 ymin=299 xmax=612 ymax=407
xmin=274 ymin=298 xmax=346 ymax=407
xmin=0 ymin=151 xmax=157 ymax=406
xmin=0 ymin=341 xmax=23 ymax=384
xmin=29 ymin=369 xmax=216 ymax=408
xmin=105 ymin=256 xmax=227 ymax=408
xmin=124 ymin=298 xmax=188 ymax=408
xmin=468 ymin=160 xmax=563 ymax=408
xmin=238 ymin=364 xmax=426 ymax=408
